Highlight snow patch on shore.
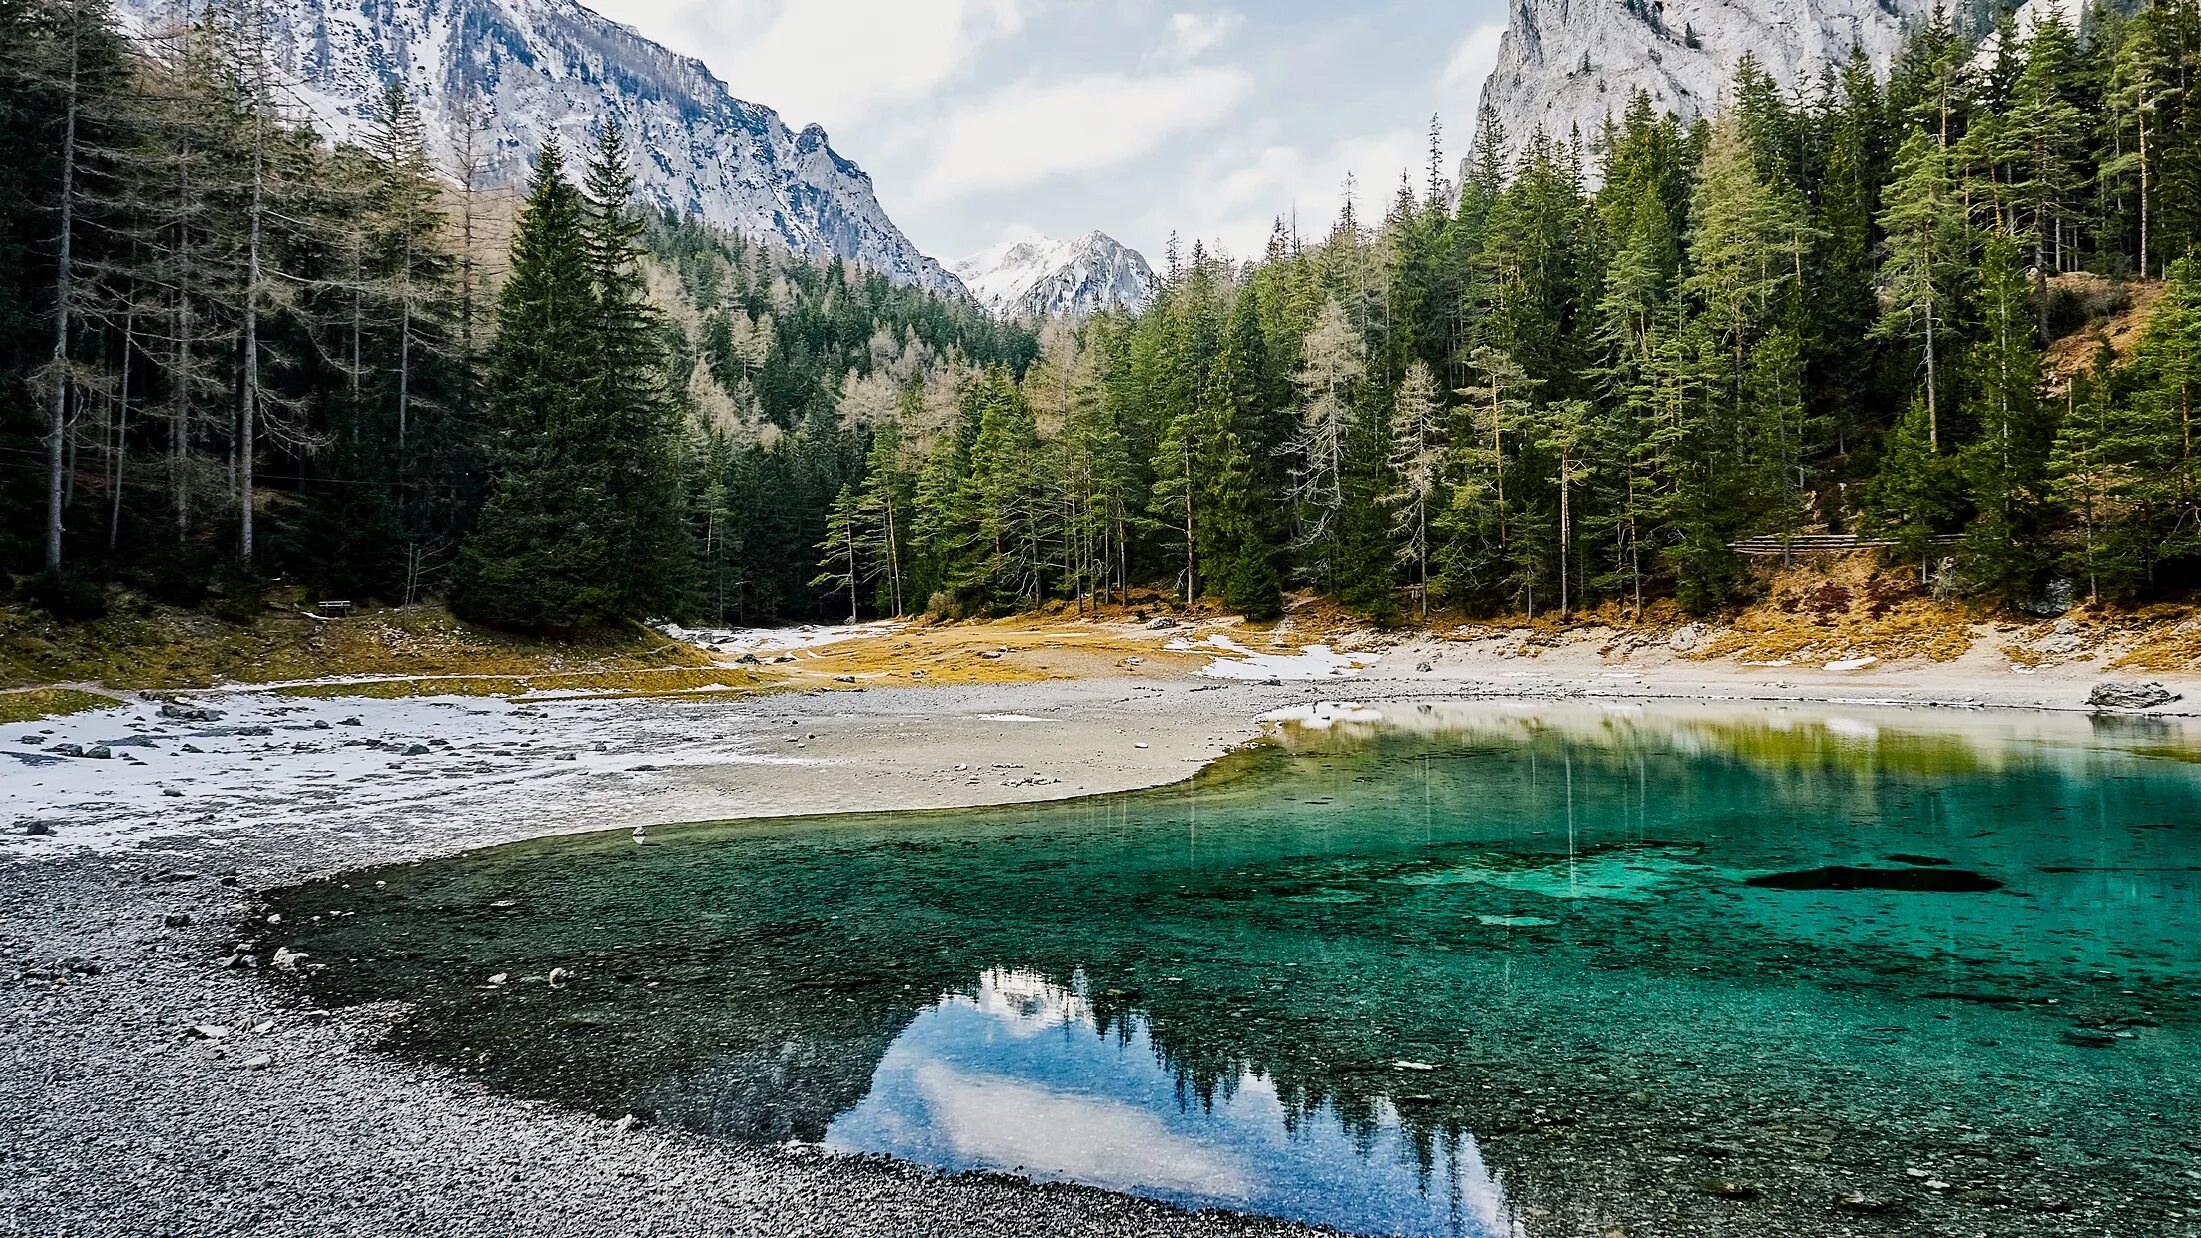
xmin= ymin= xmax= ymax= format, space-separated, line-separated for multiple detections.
xmin=1177 ymin=634 xmax=1380 ymax=681
xmin=658 ymin=621 xmax=896 ymax=658
xmin=1 ymin=691 xmax=809 ymax=854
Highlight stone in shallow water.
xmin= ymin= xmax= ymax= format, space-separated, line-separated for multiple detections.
xmin=1745 ymin=866 xmax=2004 ymax=893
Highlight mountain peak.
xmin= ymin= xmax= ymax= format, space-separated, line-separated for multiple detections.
xmin=953 ymin=231 xmax=1157 ymax=320
xmin=113 ymin=0 xmax=964 ymax=298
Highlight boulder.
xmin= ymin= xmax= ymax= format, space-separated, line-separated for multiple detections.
xmin=1143 ymin=616 xmax=1178 ymax=630
xmin=49 ymin=743 xmax=84 ymax=758
xmin=1669 ymin=624 xmax=1707 ymax=653
xmin=2019 ymin=578 xmax=2077 ymax=618
xmin=2089 ymin=682 xmax=2182 ymax=711
xmin=159 ymin=703 xmax=224 ymax=723
xmin=83 ymin=745 xmax=113 ymax=760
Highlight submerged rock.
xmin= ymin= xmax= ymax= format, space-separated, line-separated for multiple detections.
xmin=1746 ymin=866 xmax=2004 ymax=893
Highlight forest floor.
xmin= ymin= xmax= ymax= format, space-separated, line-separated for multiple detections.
xmin=10 ymin=560 xmax=2201 ymax=726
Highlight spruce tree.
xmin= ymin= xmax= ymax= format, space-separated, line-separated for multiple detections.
xmin=453 ymin=130 xmax=691 ymax=630
xmin=1959 ymin=228 xmax=2051 ymax=596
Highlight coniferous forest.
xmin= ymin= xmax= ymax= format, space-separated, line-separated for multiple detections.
xmin=9 ymin=0 xmax=2201 ymax=631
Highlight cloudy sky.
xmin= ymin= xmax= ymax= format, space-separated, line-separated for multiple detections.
xmin=593 ymin=0 xmax=1510 ymax=269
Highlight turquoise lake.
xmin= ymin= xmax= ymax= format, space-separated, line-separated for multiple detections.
xmin=266 ymin=703 xmax=2201 ymax=1236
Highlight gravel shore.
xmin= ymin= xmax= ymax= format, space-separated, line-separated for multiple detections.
xmin=5 ymin=651 xmax=2194 ymax=1237
xmin=3 ymin=678 xmax=1334 ymax=1238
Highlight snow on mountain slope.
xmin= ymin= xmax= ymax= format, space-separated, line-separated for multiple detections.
xmin=115 ymin=0 xmax=966 ymax=297
xmin=953 ymin=231 xmax=1156 ymax=320
xmin=1477 ymin=0 xmax=1934 ymax=166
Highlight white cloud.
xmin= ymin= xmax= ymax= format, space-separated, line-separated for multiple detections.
xmin=1156 ymin=127 xmax=1425 ymax=261
xmin=603 ymin=0 xmax=1030 ymax=132
xmin=1165 ymin=10 xmax=1243 ymax=60
xmin=911 ymin=67 xmax=1254 ymax=205
xmin=1443 ymin=23 xmax=1507 ymax=101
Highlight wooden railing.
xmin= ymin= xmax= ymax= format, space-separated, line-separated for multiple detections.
xmin=1728 ymin=533 xmax=1963 ymax=557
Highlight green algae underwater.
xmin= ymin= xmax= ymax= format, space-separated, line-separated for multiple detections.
xmin=267 ymin=703 xmax=2201 ymax=1237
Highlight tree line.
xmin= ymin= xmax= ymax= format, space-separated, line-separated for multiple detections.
xmin=9 ymin=0 xmax=2201 ymax=631
xmin=0 ymin=0 xmax=1026 ymax=627
xmin=798 ymin=0 xmax=2201 ymax=623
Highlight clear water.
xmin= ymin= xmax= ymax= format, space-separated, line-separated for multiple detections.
xmin=267 ymin=704 xmax=2201 ymax=1236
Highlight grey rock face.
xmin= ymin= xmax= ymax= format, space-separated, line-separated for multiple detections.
xmin=115 ymin=0 xmax=966 ymax=297
xmin=1476 ymin=0 xmax=1933 ymax=173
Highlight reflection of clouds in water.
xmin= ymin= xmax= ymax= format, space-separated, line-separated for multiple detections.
xmin=912 ymin=1060 xmax=1255 ymax=1198
xmin=828 ymin=969 xmax=1522 ymax=1238
xmin=965 ymin=968 xmax=1092 ymax=1035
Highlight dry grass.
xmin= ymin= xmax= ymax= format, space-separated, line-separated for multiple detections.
xmin=0 ymin=593 xmax=711 ymax=691
xmin=1694 ymin=560 xmax=1977 ymax=664
xmin=0 ymin=687 xmax=122 ymax=726
xmin=787 ymin=616 xmax=1212 ymax=686
xmin=2109 ymin=606 xmax=2201 ymax=671
xmin=2044 ymin=274 xmax=2165 ymax=394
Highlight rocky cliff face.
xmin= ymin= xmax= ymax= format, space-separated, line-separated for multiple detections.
xmin=952 ymin=231 xmax=1156 ymax=320
xmin=1477 ymin=0 xmax=1934 ymax=163
xmin=116 ymin=0 xmax=966 ymax=297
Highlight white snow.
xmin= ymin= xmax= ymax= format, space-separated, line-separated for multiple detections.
xmin=976 ymin=714 xmax=1051 ymax=723
xmin=952 ymin=231 xmax=1156 ymax=319
xmin=1825 ymin=657 xmax=1880 ymax=672
xmin=1 ymin=691 xmax=819 ymax=855
xmin=659 ymin=621 xmax=896 ymax=658
xmin=1192 ymin=635 xmax=1380 ymax=681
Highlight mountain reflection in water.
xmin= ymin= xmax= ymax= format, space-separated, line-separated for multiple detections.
xmin=827 ymin=969 xmax=1516 ymax=1238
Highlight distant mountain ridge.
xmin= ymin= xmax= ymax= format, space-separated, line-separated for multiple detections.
xmin=953 ymin=231 xmax=1157 ymax=320
xmin=114 ymin=0 xmax=967 ymax=298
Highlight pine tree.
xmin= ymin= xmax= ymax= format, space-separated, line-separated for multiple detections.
xmin=1876 ymin=125 xmax=1971 ymax=449
xmin=1386 ymin=361 xmax=1445 ymax=618
xmin=1959 ymin=228 xmax=2050 ymax=596
xmin=811 ymin=484 xmax=864 ymax=622
xmin=1287 ymin=298 xmax=1364 ymax=589
xmin=453 ymin=131 xmax=691 ymax=629
xmin=1866 ymin=397 xmax=1954 ymax=579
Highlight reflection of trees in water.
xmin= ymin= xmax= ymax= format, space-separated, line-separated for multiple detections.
xmin=268 ymin=716 xmax=2201 ymax=1237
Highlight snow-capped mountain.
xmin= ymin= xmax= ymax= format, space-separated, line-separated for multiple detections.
xmin=953 ymin=232 xmax=1156 ymax=320
xmin=115 ymin=0 xmax=965 ymax=297
xmin=1477 ymin=0 xmax=1933 ymax=166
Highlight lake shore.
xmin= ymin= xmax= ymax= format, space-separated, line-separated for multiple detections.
xmin=5 ymin=648 xmax=2198 ymax=1237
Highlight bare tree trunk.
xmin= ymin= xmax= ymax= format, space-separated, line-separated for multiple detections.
xmin=111 ymin=305 xmax=134 ymax=550
xmin=238 ymin=18 xmax=266 ymax=564
xmin=46 ymin=11 xmax=83 ymax=571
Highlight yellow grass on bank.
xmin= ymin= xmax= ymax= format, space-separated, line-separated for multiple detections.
xmin=0 ymin=687 xmax=123 ymax=726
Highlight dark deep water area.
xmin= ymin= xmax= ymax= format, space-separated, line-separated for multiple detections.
xmin=266 ymin=704 xmax=2201 ymax=1236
